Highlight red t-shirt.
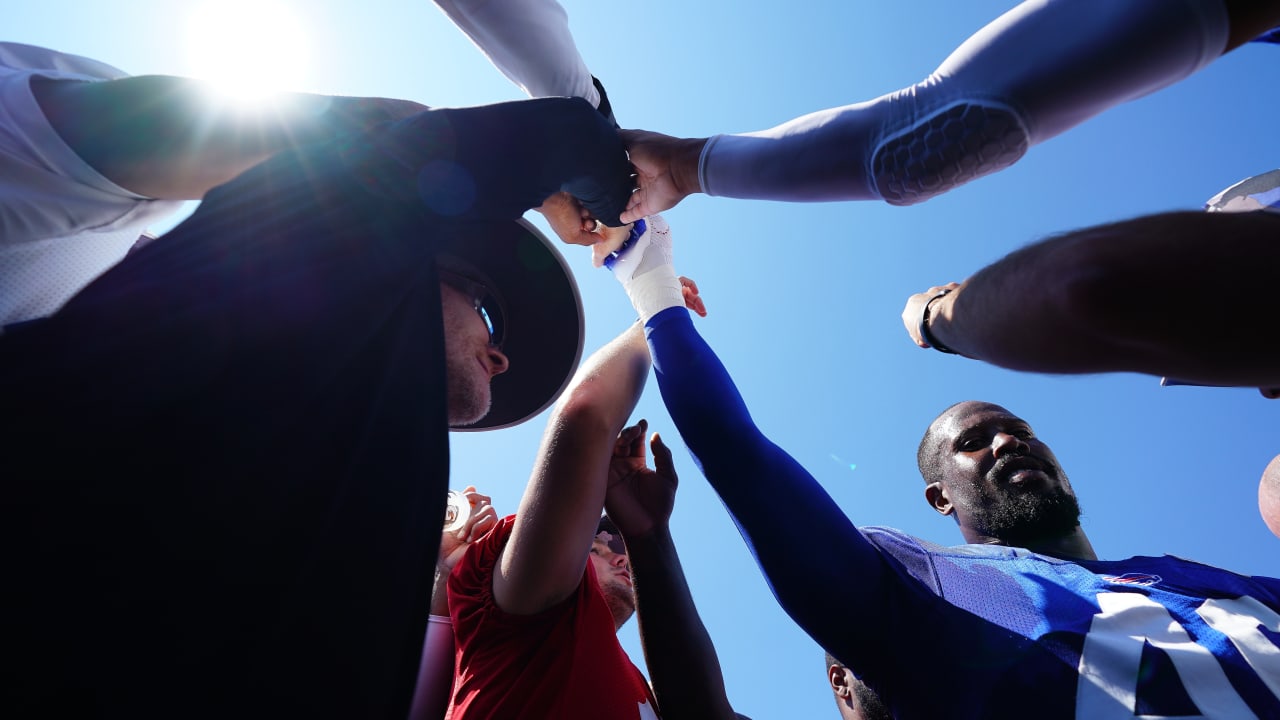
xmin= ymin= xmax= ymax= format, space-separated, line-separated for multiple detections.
xmin=447 ymin=515 xmax=660 ymax=719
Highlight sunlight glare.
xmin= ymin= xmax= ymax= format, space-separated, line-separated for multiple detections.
xmin=186 ymin=0 xmax=311 ymax=104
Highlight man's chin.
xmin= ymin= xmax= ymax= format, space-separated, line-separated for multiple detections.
xmin=444 ymin=371 xmax=494 ymax=427
xmin=447 ymin=397 xmax=492 ymax=427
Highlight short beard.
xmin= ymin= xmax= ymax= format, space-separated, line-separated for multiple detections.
xmin=445 ymin=360 xmax=492 ymax=427
xmin=599 ymin=580 xmax=637 ymax=629
xmin=968 ymin=486 xmax=1082 ymax=548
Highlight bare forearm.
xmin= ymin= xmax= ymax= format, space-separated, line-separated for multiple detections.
xmin=928 ymin=211 xmax=1280 ymax=386
xmin=628 ymin=526 xmax=736 ymax=720
xmin=499 ymin=324 xmax=651 ymax=613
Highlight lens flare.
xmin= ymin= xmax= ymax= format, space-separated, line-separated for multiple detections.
xmin=186 ymin=0 xmax=311 ymax=104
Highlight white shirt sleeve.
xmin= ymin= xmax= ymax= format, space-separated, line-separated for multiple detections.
xmin=0 ymin=43 xmax=184 ymax=324
xmin=430 ymin=0 xmax=601 ymax=108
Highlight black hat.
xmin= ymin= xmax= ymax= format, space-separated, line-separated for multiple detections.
xmin=439 ymin=218 xmax=584 ymax=431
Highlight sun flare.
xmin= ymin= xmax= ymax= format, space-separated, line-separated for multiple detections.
xmin=186 ymin=0 xmax=311 ymax=104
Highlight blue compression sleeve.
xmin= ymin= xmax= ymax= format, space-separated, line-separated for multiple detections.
xmin=699 ymin=0 xmax=1229 ymax=206
xmin=644 ymin=307 xmax=892 ymax=660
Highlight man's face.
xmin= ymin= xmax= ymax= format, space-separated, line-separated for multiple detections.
xmin=590 ymin=529 xmax=636 ymax=624
xmin=928 ymin=402 xmax=1081 ymax=546
xmin=440 ymin=282 xmax=509 ymax=426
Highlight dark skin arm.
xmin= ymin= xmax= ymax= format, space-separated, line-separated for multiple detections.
xmin=1222 ymin=0 xmax=1280 ymax=50
xmin=33 ymin=74 xmax=426 ymax=199
xmin=902 ymin=211 xmax=1280 ymax=389
xmin=605 ymin=423 xmax=739 ymax=720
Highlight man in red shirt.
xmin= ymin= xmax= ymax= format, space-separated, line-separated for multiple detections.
xmin=445 ymin=281 xmax=742 ymax=719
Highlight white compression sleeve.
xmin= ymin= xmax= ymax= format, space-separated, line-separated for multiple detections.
xmin=699 ymin=0 xmax=1229 ymax=206
xmin=431 ymin=0 xmax=601 ymax=108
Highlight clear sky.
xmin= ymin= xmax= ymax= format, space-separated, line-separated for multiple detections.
xmin=9 ymin=1 xmax=1277 ymax=716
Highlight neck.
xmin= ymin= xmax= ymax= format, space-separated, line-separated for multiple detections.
xmin=610 ymin=608 xmax=635 ymax=633
xmin=605 ymin=594 xmax=635 ymax=632
xmin=965 ymin=526 xmax=1098 ymax=561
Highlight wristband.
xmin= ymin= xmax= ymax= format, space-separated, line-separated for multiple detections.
xmin=919 ymin=288 xmax=957 ymax=355
xmin=602 ymin=218 xmax=647 ymax=271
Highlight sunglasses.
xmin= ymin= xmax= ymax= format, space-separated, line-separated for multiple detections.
xmin=441 ymin=270 xmax=505 ymax=348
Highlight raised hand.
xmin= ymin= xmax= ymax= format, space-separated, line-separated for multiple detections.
xmin=537 ymin=191 xmax=634 ymax=267
xmin=604 ymin=420 xmax=678 ymax=541
xmin=439 ymin=486 xmax=498 ymax=575
xmin=679 ymin=276 xmax=707 ymax=318
xmin=901 ymin=282 xmax=961 ymax=349
xmin=619 ymin=130 xmax=706 ymax=224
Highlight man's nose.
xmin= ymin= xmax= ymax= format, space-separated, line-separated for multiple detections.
xmin=486 ymin=346 xmax=509 ymax=376
xmin=992 ymin=432 xmax=1028 ymax=457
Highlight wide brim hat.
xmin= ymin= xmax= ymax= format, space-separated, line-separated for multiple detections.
xmin=439 ymin=218 xmax=584 ymax=431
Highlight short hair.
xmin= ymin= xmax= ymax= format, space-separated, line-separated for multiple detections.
xmin=824 ymin=650 xmax=840 ymax=671
xmin=824 ymin=651 xmax=892 ymax=720
xmin=917 ymin=401 xmax=969 ymax=485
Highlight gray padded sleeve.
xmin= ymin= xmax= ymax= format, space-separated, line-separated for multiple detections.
xmin=699 ymin=0 xmax=1229 ymax=205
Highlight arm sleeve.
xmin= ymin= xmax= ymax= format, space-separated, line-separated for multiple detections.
xmin=642 ymin=307 xmax=896 ymax=663
xmin=698 ymin=0 xmax=1229 ymax=205
xmin=0 ymin=43 xmax=182 ymax=239
xmin=346 ymin=96 xmax=632 ymax=225
xmin=407 ymin=615 xmax=456 ymax=720
xmin=0 ymin=43 xmax=186 ymax=324
xmin=431 ymin=0 xmax=601 ymax=107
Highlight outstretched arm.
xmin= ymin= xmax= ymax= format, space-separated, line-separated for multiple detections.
xmin=902 ymin=210 xmax=1280 ymax=389
xmin=429 ymin=0 xmax=604 ymax=114
xmin=338 ymin=95 xmax=633 ymax=225
xmin=494 ymin=323 xmax=651 ymax=615
xmin=621 ymin=0 xmax=1273 ymax=221
xmin=429 ymin=0 xmax=638 ymax=250
xmin=604 ymin=422 xmax=739 ymax=720
xmin=601 ymin=218 xmax=903 ymax=697
xmin=33 ymin=75 xmax=427 ymax=200
xmin=643 ymin=308 xmax=889 ymax=664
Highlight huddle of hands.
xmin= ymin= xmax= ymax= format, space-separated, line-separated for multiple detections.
xmin=535 ymin=191 xmax=959 ymax=356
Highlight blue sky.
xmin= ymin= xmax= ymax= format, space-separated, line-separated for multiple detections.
xmin=10 ymin=1 xmax=1277 ymax=716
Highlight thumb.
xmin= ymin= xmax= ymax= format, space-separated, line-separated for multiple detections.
xmin=592 ymin=238 xmax=619 ymax=268
xmin=650 ymin=433 xmax=677 ymax=486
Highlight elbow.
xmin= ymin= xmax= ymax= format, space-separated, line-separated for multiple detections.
xmin=549 ymin=390 xmax=624 ymax=443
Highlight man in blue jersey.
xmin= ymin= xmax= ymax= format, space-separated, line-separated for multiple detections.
xmin=600 ymin=214 xmax=1280 ymax=719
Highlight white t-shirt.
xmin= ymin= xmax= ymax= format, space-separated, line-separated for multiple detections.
xmin=0 ymin=42 xmax=183 ymax=325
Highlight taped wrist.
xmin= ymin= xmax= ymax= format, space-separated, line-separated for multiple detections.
xmin=608 ymin=215 xmax=682 ymax=322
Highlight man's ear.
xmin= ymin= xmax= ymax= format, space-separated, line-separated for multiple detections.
xmin=925 ymin=481 xmax=953 ymax=516
xmin=829 ymin=665 xmax=852 ymax=698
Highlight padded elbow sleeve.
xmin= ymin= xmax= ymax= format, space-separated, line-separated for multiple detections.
xmin=871 ymin=0 xmax=1229 ymax=205
xmin=702 ymin=0 xmax=1229 ymax=206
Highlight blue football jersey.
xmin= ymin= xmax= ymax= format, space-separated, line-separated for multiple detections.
xmin=855 ymin=527 xmax=1280 ymax=719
